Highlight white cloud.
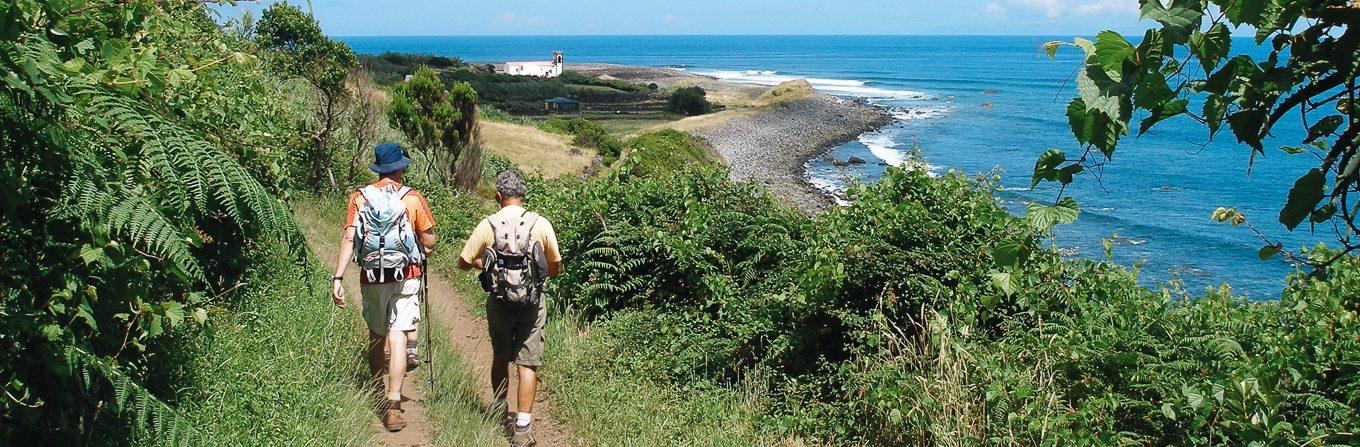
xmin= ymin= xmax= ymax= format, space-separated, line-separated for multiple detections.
xmin=495 ymin=12 xmax=556 ymax=26
xmin=1005 ymin=0 xmax=1138 ymax=19
xmin=984 ymin=2 xmax=1009 ymax=17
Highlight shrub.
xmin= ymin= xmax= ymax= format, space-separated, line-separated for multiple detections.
xmin=620 ymin=130 xmax=718 ymax=176
xmin=666 ymin=86 xmax=713 ymax=116
xmin=529 ymin=160 xmax=1360 ymax=445
xmin=538 ymin=117 xmax=624 ymax=164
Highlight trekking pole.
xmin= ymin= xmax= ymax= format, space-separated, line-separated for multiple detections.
xmin=422 ymin=260 xmax=434 ymax=394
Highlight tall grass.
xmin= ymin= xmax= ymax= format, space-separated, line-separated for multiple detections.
xmin=544 ymin=310 xmax=777 ymax=447
xmin=423 ymin=305 xmax=508 ymax=447
xmin=152 ymin=242 xmax=374 ymax=446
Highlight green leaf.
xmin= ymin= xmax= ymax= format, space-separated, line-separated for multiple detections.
xmin=1279 ymin=169 xmax=1325 ymax=230
xmin=163 ymin=302 xmax=185 ymax=328
xmin=1161 ymin=402 xmax=1177 ymax=421
xmin=989 ymin=271 xmax=1019 ymax=296
xmin=1192 ymin=23 xmax=1231 ymax=72
xmin=1224 ymin=0 xmax=1265 ymax=25
xmin=1031 ymin=149 xmax=1065 ymax=188
xmin=1182 ymin=385 xmax=1205 ymax=408
xmin=1203 ymin=95 xmax=1228 ymax=138
xmin=1041 ymin=41 xmax=1063 ymax=59
xmin=1139 ymin=98 xmax=1188 ymax=135
xmin=166 ymin=67 xmax=196 ymax=88
xmin=1027 ymin=197 xmax=1081 ymax=230
xmin=192 ymin=308 xmax=209 ymax=325
xmin=1304 ymin=115 xmax=1343 ymax=143
xmin=992 ymin=238 xmax=1030 ymax=269
xmin=0 ymin=2 xmax=22 ymax=41
xmin=1140 ymin=0 xmax=1204 ymax=44
xmin=1258 ymin=243 xmax=1283 ymax=261
xmin=1094 ymin=31 xmax=1135 ymax=75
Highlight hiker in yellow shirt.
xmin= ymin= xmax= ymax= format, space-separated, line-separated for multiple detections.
xmin=458 ymin=170 xmax=561 ymax=447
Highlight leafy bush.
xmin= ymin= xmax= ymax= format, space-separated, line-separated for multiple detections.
xmin=358 ymin=52 xmax=464 ymax=85
xmin=538 ymin=117 xmax=625 ymax=164
xmin=666 ymin=86 xmax=713 ymax=116
xmin=558 ymin=71 xmax=650 ymax=93
xmin=528 ymin=159 xmax=1360 ymax=444
xmin=0 ymin=2 xmax=365 ymax=444
xmin=621 ymin=130 xmax=719 ymax=176
xmin=443 ymin=70 xmax=571 ymax=116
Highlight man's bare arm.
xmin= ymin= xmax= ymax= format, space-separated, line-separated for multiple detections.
xmin=457 ymin=257 xmax=484 ymax=271
xmin=547 ymin=260 xmax=562 ymax=277
xmin=331 ymin=230 xmax=354 ymax=308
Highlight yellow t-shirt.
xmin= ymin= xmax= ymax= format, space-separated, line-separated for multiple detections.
xmin=459 ymin=205 xmax=562 ymax=265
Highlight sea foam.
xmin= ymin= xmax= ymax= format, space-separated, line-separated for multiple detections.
xmin=694 ymin=69 xmax=934 ymax=101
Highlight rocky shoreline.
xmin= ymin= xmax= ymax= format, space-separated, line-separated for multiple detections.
xmin=690 ymin=94 xmax=892 ymax=212
xmin=567 ymin=63 xmax=895 ymax=211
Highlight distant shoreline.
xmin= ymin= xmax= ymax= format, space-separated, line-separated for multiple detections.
xmin=567 ymin=63 xmax=894 ymax=211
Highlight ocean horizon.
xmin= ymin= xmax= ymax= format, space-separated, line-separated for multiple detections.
xmin=339 ymin=34 xmax=1325 ymax=299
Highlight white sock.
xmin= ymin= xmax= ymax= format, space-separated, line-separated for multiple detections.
xmin=515 ymin=412 xmax=532 ymax=427
xmin=387 ymin=392 xmax=402 ymax=401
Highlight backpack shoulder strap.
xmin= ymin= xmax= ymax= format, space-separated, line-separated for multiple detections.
xmin=519 ymin=212 xmax=540 ymax=252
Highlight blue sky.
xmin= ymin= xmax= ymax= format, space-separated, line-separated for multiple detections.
xmin=213 ymin=1 xmax=1154 ymax=36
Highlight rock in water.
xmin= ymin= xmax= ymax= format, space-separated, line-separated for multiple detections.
xmin=846 ymin=156 xmax=866 ymax=165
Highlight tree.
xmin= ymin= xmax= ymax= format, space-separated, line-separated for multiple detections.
xmin=1038 ymin=0 xmax=1360 ymax=268
xmin=388 ymin=67 xmax=482 ymax=189
xmin=255 ymin=3 xmax=357 ymax=189
xmin=667 ymin=86 xmax=713 ymax=116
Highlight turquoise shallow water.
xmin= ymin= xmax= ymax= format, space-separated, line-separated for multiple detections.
xmin=341 ymin=35 xmax=1325 ymax=299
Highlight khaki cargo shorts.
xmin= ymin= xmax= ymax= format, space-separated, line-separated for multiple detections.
xmin=486 ymin=298 xmax=547 ymax=367
xmin=359 ymin=278 xmax=421 ymax=335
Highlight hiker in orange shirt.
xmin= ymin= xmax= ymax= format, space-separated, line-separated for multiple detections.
xmin=331 ymin=143 xmax=436 ymax=432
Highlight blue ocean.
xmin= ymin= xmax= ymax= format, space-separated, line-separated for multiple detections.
xmin=340 ymin=35 xmax=1325 ymax=299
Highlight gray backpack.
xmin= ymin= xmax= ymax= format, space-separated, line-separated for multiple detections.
xmin=479 ymin=210 xmax=548 ymax=309
xmin=352 ymin=184 xmax=424 ymax=283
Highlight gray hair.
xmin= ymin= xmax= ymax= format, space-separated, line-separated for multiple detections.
xmin=494 ymin=170 xmax=528 ymax=199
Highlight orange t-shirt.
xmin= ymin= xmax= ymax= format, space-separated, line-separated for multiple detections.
xmin=346 ymin=178 xmax=436 ymax=284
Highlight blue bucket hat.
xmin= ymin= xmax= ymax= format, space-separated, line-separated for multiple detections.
xmin=369 ymin=142 xmax=412 ymax=174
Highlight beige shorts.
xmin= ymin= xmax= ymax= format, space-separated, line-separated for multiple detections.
xmin=359 ymin=278 xmax=421 ymax=335
xmin=486 ymin=299 xmax=547 ymax=367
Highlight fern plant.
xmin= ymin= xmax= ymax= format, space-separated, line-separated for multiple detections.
xmin=0 ymin=1 xmax=310 ymax=442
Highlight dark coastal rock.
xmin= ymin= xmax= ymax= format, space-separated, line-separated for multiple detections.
xmin=981 ymin=102 xmax=993 ymax=109
xmin=846 ymin=156 xmax=866 ymax=165
xmin=691 ymin=94 xmax=893 ymax=212
xmin=984 ymin=88 xmax=1000 ymax=94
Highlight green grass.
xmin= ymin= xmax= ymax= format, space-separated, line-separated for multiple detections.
xmin=423 ymin=306 xmax=507 ymax=447
xmin=155 ymin=242 xmax=375 ymax=446
xmin=543 ymin=312 xmax=775 ymax=447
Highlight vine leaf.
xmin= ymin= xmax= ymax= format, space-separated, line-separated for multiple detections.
xmin=1279 ymin=168 xmax=1325 ymax=230
xmin=1027 ymin=197 xmax=1081 ymax=231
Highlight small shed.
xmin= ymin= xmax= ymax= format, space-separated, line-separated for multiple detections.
xmin=544 ymin=97 xmax=580 ymax=113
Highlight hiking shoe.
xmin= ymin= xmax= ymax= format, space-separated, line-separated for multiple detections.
xmin=383 ymin=400 xmax=406 ymax=432
xmin=510 ymin=423 xmax=535 ymax=447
